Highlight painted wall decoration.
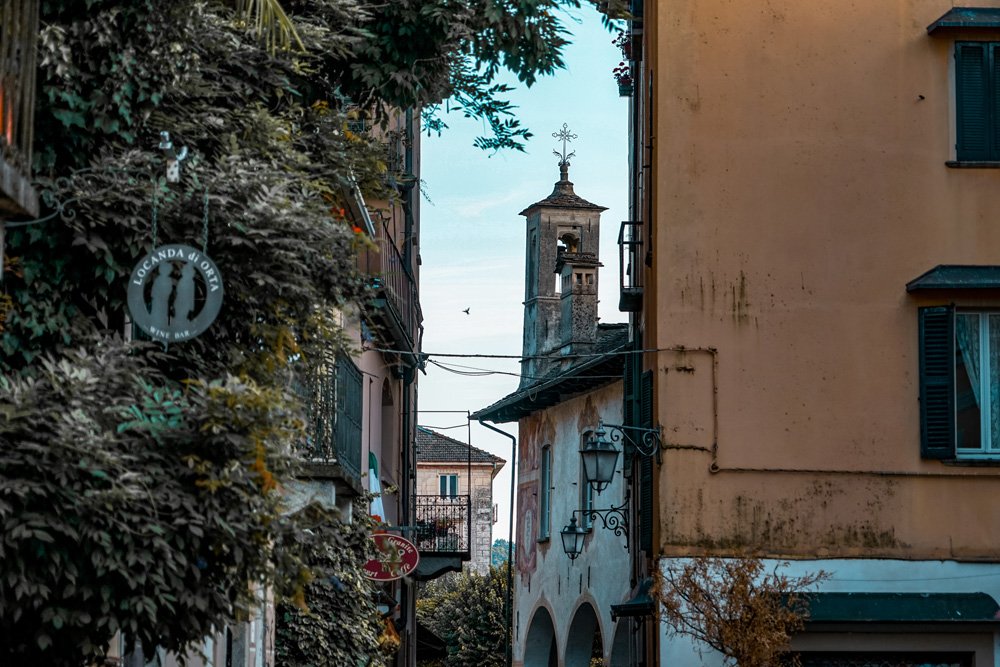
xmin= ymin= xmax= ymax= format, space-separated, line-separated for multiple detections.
xmin=516 ymin=480 xmax=538 ymax=584
xmin=127 ymin=244 xmax=224 ymax=343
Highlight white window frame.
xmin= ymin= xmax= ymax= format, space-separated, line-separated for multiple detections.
xmin=580 ymin=430 xmax=594 ymax=530
xmin=439 ymin=474 xmax=458 ymax=499
xmin=539 ymin=445 xmax=551 ymax=540
xmin=955 ymin=311 xmax=1000 ymax=459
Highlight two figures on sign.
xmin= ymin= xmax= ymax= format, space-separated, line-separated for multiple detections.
xmin=150 ymin=261 xmax=197 ymax=331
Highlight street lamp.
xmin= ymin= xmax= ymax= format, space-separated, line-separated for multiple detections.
xmin=560 ymin=516 xmax=587 ymax=560
xmin=579 ymin=424 xmax=620 ymax=494
xmin=562 ymin=419 xmax=662 ymax=561
xmin=580 ymin=419 xmax=661 ymax=492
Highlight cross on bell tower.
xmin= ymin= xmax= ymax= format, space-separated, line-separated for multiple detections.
xmin=553 ymin=123 xmax=577 ymax=169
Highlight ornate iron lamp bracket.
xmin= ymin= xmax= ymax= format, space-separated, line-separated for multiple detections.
xmin=597 ymin=418 xmax=662 ymax=460
xmin=575 ymin=497 xmax=630 ymax=550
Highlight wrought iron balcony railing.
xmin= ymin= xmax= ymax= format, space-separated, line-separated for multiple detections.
xmin=297 ymin=357 xmax=364 ymax=479
xmin=357 ymin=219 xmax=421 ymax=349
xmin=414 ymin=495 xmax=471 ymax=555
xmin=618 ymin=220 xmax=643 ymax=312
xmin=0 ymin=0 xmax=40 ymax=217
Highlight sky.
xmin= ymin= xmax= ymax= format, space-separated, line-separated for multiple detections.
xmin=416 ymin=5 xmax=630 ymax=550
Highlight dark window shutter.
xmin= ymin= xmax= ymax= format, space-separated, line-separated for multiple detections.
xmin=623 ymin=348 xmax=637 ymax=427
xmin=638 ymin=370 xmax=654 ymax=552
xmin=956 ymin=42 xmax=992 ymax=161
xmin=919 ymin=306 xmax=956 ymax=459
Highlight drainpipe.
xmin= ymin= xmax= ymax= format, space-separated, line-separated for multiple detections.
xmin=477 ymin=419 xmax=516 ymax=667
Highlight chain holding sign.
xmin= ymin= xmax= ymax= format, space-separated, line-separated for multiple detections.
xmin=127 ymin=244 xmax=224 ymax=343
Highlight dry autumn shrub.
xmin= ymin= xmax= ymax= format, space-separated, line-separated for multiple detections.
xmin=652 ymin=555 xmax=829 ymax=667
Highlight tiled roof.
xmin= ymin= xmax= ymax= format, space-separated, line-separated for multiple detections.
xmin=519 ymin=168 xmax=608 ymax=215
xmin=416 ymin=428 xmax=506 ymax=466
xmin=471 ymin=323 xmax=630 ymax=423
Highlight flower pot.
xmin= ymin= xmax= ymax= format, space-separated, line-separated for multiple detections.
xmin=618 ymin=82 xmax=634 ymax=97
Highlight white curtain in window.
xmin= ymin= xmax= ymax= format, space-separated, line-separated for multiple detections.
xmin=956 ymin=314 xmax=981 ymax=405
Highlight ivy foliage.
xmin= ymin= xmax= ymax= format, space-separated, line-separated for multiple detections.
xmin=416 ymin=564 xmax=510 ymax=667
xmin=0 ymin=344 xmax=308 ymax=664
xmin=0 ymin=0 xmax=621 ymax=663
xmin=274 ymin=506 xmax=386 ymax=667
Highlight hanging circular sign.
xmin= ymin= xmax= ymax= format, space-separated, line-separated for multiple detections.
xmin=127 ymin=244 xmax=224 ymax=343
xmin=363 ymin=534 xmax=420 ymax=581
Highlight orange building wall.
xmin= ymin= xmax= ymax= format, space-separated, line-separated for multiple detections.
xmin=645 ymin=0 xmax=1000 ymax=559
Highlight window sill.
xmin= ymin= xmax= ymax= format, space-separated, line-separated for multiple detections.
xmin=945 ymin=161 xmax=1000 ymax=168
xmin=942 ymin=457 xmax=1000 ymax=467
xmin=536 ymin=537 xmax=550 ymax=544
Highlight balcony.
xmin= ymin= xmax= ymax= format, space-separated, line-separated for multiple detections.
xmin=414 ymin=495 xmax=471 ymax=580
xmin=618 ymin=220 xmax=643 ymax=312
xmin=0 ymin=0 xmax=40 ymax=218
xmin=357 ymin=219 xmax=421 ymax=350
xmin=297 ymin=357 xmax=364 ymax=481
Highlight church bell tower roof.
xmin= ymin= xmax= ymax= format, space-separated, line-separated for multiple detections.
xmin=519 ymin=123 xmax=609 ymax=216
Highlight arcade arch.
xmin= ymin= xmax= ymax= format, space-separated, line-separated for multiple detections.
xmin=523 ymin=606 xmax=558 ymax=667
xmin=564 ymin=601 xmax=602 ymax=667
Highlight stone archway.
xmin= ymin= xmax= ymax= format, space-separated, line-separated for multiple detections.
xmin=608 ymin=620 xmax=630 ymax=667
xmin=564 ymin=602 xmax=602 ymax=667
xmin=523 ymin=606 xmax=558 ymax=667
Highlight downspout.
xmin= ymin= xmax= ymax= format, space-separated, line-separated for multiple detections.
xmin=477 ymin=419 xmax=516 ymax=667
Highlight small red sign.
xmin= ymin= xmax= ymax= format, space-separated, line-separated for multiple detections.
xmin=363 ymin=534 xmax=420 ymax=581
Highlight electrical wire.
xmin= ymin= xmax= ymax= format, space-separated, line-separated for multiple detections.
xmin=362 ymin=344 xmax=677 ymax=361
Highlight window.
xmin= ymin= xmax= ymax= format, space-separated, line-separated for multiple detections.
xmin=539 ymin=445 xmax=551 ymax=540
xmin=439 ymin=474 xmax=458 ymax=498
xmin=954 ymin=42 xmax=1000 ymax=162
xmin=919 ymin=306 xmax=1000 ymax=459
xmin=580 ymin=431 xmax=594 ymax=530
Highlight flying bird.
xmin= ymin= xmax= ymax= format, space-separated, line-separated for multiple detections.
xmin=463 ymin=308 xmax=470 ymax=315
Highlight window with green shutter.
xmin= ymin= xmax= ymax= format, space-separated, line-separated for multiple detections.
xmin=955 ymin=42 xmax=1000 ymax=161
xmin=919 ymin=305 xmax=1000 ymax=460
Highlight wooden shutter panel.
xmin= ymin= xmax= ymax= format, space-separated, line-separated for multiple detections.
xmin=956 ymin=42 xmax=991 ymax=161
xmin=919 ymin=306 xmax=956 ymax=459
xmin=638 ymin=370 xmax=654 ymax=553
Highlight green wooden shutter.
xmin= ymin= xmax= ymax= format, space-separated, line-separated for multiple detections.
xmin=956 ymin=42 xmax=992 ymax=161
xmin=638 ymin=370 xmax=654 ymax=553
xmin=919 ymin=306 xmax=956 ymax=459
xmin=623 ymin=346 xmax=638 ymax=473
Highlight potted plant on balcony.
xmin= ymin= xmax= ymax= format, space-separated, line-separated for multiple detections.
xmin=613 ymin=29 xmax=631 ymax=60
xmin=614 ymin=62 xmax=633 ymax=97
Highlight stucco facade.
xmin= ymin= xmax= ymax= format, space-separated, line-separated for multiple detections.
xmin=511 ymin=382 xmax=632 ymax=667
xmin=625 ymin=0 xmax=1000 ymax=664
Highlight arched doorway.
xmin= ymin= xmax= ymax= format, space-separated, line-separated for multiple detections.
xmin=608 ymin=620 xmax=630 ymax=667
xmin=523 ymin=606 xmax=558 ymax=667
xmin=565 ymin=602 xmax=602 ymax=667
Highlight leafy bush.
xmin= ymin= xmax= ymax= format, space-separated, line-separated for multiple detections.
xmin=417 ymin=564 xmax=510 ymax=667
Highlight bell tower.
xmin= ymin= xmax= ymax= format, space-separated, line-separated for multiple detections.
xmin=519 ymin=125 xmax=608 ymax=386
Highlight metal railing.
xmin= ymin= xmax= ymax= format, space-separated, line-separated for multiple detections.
xmin=357 ymin=219 xmax=420 ymax=348
xmin=298 ymin=357 xmax=363 ymax=479
xmin=618 ymin=220 xmax=644 ymax=312
xmin=0 ymin=0 xmax=39 ymax=216
xmin=414 ymin=495 xmax=471 ymax=555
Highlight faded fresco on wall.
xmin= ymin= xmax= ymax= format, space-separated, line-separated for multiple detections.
xmin=577 ymin=395 xmax=601 ymax=437
xmin=516 ymin=480 xmax=538 ymax=583
xmin=519 ymin=412 xmax=556 ymax=475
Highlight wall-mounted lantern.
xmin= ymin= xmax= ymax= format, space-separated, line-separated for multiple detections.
xmin=561 ymin=418 xmax=662 ymax=561
xmin=560 ymin=516 xmax=587 ymax=560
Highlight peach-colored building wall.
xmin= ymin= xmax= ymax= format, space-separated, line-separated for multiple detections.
xmin=642 ymin=0 xmax=1000 ymax=560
